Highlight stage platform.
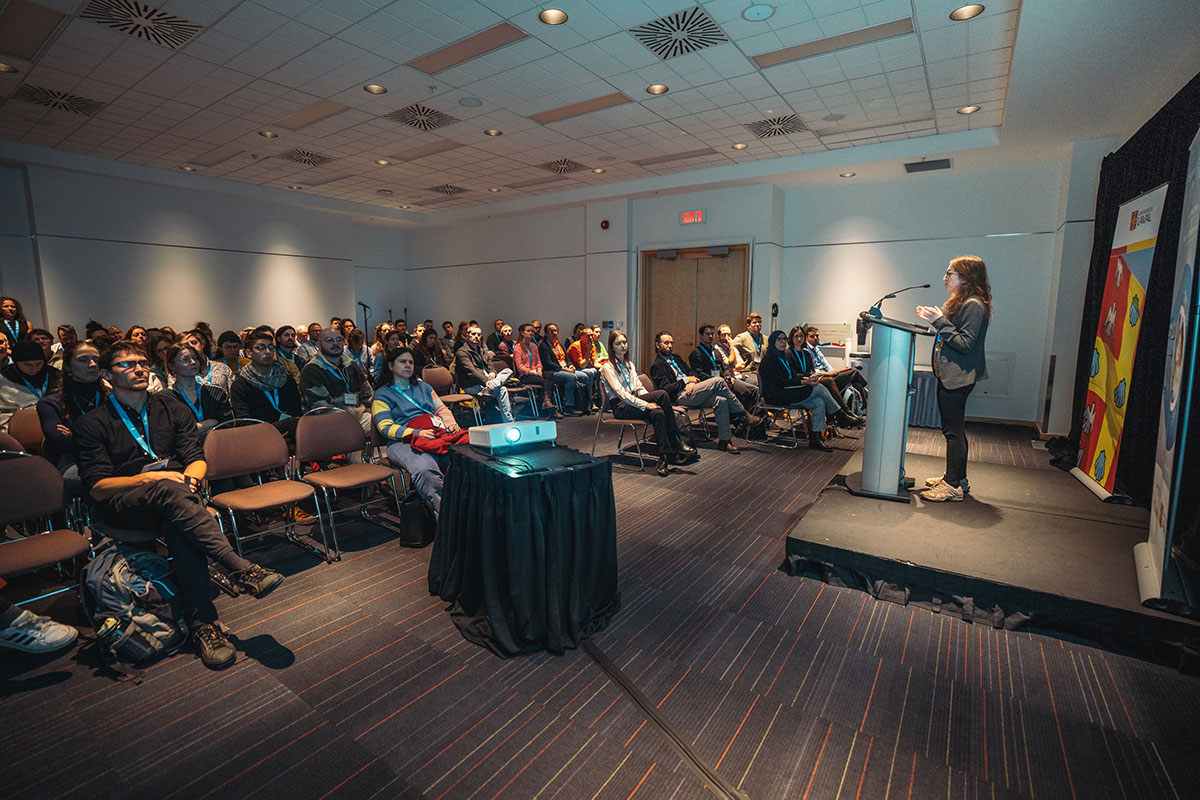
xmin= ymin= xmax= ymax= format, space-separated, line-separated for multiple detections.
xmin=786 ymin=450 xmax=1200 ymax=667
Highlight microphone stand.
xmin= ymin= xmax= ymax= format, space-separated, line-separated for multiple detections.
xmin=868 ymin=284 xmax=931 ymax=317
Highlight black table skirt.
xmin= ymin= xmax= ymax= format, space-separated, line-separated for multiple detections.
xmin=428 ymin=444 xmax=620 ymax=657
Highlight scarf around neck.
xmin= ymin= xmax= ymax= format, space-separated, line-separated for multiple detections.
xmin=240 ymin=359 xmax=287 ymax=391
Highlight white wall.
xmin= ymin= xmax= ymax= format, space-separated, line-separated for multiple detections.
xmin=0 ymin=166 xmax=43 ymax=327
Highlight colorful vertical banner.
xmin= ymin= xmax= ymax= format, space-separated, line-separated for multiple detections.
xmin=1077 ymin=183 xmax=1170 ymax=493
xmin=1138 ymin=131 xmax=1200 ymax=599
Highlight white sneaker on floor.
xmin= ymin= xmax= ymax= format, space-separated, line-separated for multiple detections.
xmin=920 ymin=479 xmax=965 ymax=503
xmin=924 ymin=475 xmax=970 ymax=493
xmin=0 ymin=609 xmax=79 ymax=654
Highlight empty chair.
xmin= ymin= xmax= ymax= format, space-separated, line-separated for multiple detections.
xmin=421 ymin=365 xmax=481 ymax=426
xmin=6 ymin=407 xmax=43 ymax=455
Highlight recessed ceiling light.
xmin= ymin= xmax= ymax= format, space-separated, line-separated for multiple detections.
xmin=180 ymin=165 xmax=197 ymax=172
xmin=539 ymin=9 xmax=567 ymax=25
xmin=839 ymin=172 xmax=856 ymax=178
xmin=258 ymin=130 xmax=278 ymax=138
xmin=488 ymin=187 xmax=501 ymax=192
xmin=377 ymin=189 xmax=393 ymax=195
xmin=591 ymin=168 xmax=605 ymax=173
xmin=484 ymin=128 xmax=503 ymax=136
xmin=288 ymin=185 xmax=303 ymax=190
xmin=741 ymin=4 xmax=775 ymax=21
xmin=459 ymin=97 xmax=482 ymax=107
xmin=957 ymin=105 xmax=981 ymax=114
xmin=400 ymin=205 xmax=411 ymax=209
xmin=646 ymin=84 xmax=669 ymax=95
xmin=363 ymin=84 xmax=387 ymax=94
xmin=0 ymin=63 xmax=20 ymax=74
xmin=731 ymin=143 xmax=748 ymax=150
xmin=949 ymin=4 xmax=984 ymax=21
xmin=375 ymin=158 xmax=391 ymax=165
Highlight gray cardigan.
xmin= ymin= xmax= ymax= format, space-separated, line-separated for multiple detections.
xmin=931 ymin=297 xmax=989 ymax=390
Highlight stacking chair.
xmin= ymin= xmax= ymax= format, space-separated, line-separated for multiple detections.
xmin=6 ymin=406 xmax=43 ymax=455
xmin=294 ymin=408 xmax=406 ymax=560
xmin=0 ymin=452 xmax=92 ymax=604
xmin=421 ymin=365 xmax=481 ymax=426
xmin=752 ymin=399 xmax=812 ymax=449
xmin=0 ymin=431 xmax=24 ymax=452
xmin=492 ymin=359 xmax=539 ymax=419
xmin=591 ymin=379 xmax=652 ymax=470
xmin=638 ymin=373 xmax=709 ymax=442
xmin=203 ymin=420 xmax=333 ymax=562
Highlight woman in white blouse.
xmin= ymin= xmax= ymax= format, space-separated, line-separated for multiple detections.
xmin=599 ymin=330 xmax=694 ymax=476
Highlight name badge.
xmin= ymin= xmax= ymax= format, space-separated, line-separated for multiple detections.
xmin=711 ymin=368 xmax=720 ymax=377
xmin=343 ymin=392 xmax=358 ymax=406
xmin=140 ymin=458 xmax=170 ymax=473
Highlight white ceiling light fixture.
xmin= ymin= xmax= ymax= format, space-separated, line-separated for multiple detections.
xmin=539 ymin=9 xmax=567 ymax=25
xmin=375 ymin=158 xmax=391 ymax=165
xmin=741 ymin=4 xmax=775 ymax=22
xmin=731 ymin=143 xmax=748 ymax=150
xmin=488 ymin=187 xmax=501 ymax=192
xmin=288 ymin=184 xmax=302 ymax=190
xmin=377 ymin=189 xmax=393 ymax=195
xmin=258 ymin=130 xmax=278 ymax=138
xmin=949 ymin=4 xmax=985 ymax=21
xmin=484 ymin=128 xmax=502 ymax=136
xmin=839 ymin=172 xmax=856 ymax=178
xmin=179 ymin=165 xmax=197 ymax=172
xmin=957 ymin=105 xmax=981 ymax=114
xmin=591 ymin=168 xmax=605 ymax=173
xmin=400 ymin=204 xmax=411 ymax=209
xmin=0 ymin=63 xmax=20 ymax=73
xmin=459 ymin=97 xmax=482 ymax=107
xmin=363 ymin=84 xmax=387 ymax=94
xmin=646 ymin=84 xmax=669 ymax=95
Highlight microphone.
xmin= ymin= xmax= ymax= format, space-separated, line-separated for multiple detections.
xmin=869 ymin=283 xmax=931 ymax=317
xmin=357 ymin=301 xmax=371 ymax=309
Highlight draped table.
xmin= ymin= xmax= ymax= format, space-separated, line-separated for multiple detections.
xmin=428 ymin=444 xmax=620 ymax=657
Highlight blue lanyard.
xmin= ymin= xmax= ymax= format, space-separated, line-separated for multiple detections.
xmin=395 ymin=384 xmax=433 ymax=416
xmin=204 ymin=362 xmax=213 ymax=382
xmin=699 ymin=344 xmax=716 ymax=367
xmin=315 ymin=356 xmax=347 ymax=389
xmin=668 ymin=357 xmax=686 ymax=380
xmin=20 ymin=372 xmax=48 ymax=398
xmin=110 ymin=395 xmax=157 ymax=459
xmin=614 ymin=361 xmax=635 ymax=392
xmin=2 ymin=320 xmax=19 ymax=341
xmin=263 ymin=388 xmax=281 ymax=412
xmin=178 ymin=378 xmax=203 ymax=421
xmin=782 ymin=354 xmax=793 ymax=379
xmin=750 ymin=333 xmax=763 ymax=354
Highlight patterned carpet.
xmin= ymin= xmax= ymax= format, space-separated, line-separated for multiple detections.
xmin=2 ymin=418 xmax=1197 ymax=800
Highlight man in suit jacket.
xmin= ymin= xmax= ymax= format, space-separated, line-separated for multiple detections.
xmin=650 ymin=331 xmax=759 ymax=453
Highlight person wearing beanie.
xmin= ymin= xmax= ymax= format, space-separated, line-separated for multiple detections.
xmin=1 ymin=338 xmax=61 ymax=429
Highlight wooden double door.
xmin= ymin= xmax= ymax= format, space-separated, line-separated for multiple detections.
xmin=640 ymin=244 xmax=749 ymax=370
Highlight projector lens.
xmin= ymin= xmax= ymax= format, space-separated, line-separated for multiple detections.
xmin=505 ymin=427 xmax=522 ymax=443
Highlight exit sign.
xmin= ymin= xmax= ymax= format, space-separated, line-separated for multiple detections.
xmin=680 ymin=210 xmax=705 ymax=224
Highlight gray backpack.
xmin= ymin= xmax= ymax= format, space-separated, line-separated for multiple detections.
xmin=84 ymin=544 xmax=188 ymax=668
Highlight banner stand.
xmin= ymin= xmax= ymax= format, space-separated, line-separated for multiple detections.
xmin=1069 ymin=466 xmax=1133 ymax=503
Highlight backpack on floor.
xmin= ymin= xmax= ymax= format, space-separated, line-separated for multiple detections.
xmin=83 ymin=543 xmax=188 ymax=670
xmin=842 ymin=386 xmax=865 ymax=417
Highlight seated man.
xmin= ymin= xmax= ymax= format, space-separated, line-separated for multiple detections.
xmin=215 ymin=330 xmax=248 ymax=375
xmin=454 ymin=324 xmax=514 ymax=423
xmin=566 ymin=326 xmax=599 ymax=370
xmin=230 ymin=331 xmax=304 ymax=441
xmin=295 ymin=322 xmax=323 ymax=365
xmin=649 ymin=331 xmax=759 ymax=453
xmin=372 ymin=347 xmax=467 ymax=517
xmin=731 ymin=313 xmax=767 ymax=382
xmin=538 ymin=323 xmax=592 ymax=415
xmin=690 ymin=323 xmax=759 ymax=415
xmin=805 ymin=325 xmax=868 ymax=405
xmin=591 ymin=324 xmax=609 ymax=363
xmin=485 ymin=318 xmax=505 ymax=353
xmin=299 ymin=327 xmax=374 ymax=438
xmin=74 ymin=340 xmax=283 ymax=669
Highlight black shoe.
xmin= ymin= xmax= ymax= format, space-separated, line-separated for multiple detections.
xmin=675 ymin=439 xmax=697 ymax=456
xmin=835 ymin=411 xmax=864 ymax=429
xmin=233 ymin=564 xmax=284 ymax=598
xmin=655 ymin=457 xmax=670 ymax=477
xmin=193 ymin=623 xmax=236 ymax=669
xmin=717 ymin=440 xmax=740 ymax=453
xmin=809 ymin=433 xmax=834 ymax=452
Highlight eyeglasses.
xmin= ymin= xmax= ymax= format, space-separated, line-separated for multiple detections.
xmin=113 ymin=360 xmax=150 ymax=370
xmin=251 ymin=343 xmax=275 ymax=352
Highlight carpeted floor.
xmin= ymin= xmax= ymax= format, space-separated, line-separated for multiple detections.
xmin=2 ymin=418 xmax=1198 ymax=800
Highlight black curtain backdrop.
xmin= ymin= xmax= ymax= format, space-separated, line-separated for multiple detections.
xmin=1069 ymin=71 xmax=1200 ymax=509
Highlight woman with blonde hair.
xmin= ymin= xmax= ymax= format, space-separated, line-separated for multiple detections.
xmin=916 ymin=255 xmax=992 ymax=502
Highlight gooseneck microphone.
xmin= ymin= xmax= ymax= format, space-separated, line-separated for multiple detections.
xmin=869 ymin=283 xmax=931 ymax=317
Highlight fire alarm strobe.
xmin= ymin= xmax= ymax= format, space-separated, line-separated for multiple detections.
xmin=600 ymin=219 xmax=610 ymax=230
xmin=469 ymin=420 xmax=558 ymax=452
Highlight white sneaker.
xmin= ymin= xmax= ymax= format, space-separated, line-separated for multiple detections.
xmin=0 ymin=609 xmax=79 ymax=653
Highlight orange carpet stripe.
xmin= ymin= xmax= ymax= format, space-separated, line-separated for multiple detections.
xmin=355 ymin=664 xmax=470 ymax=740
xmin=408 ymin=693 xmax=519 ymax=780
xmin=300 ymin=634 xmax=409 ymax=694
xmin=625 ymin=762 xmax=655 ymax=800
xmin=802 ymin=721 xmax=834 ymax=800
xmin=854 ymin=736 xmax=874 ymax=800
xmin=488 ymin=721 xmax=573 ymax=800
xmin=715 ymin=694 xmax=758 ymax=769
xmin=1039 ymin=643 xmax=1077 ymax=800
xmin=318 ymin=757 xmax=378 ymax=800
xmin=859 ymin=658 xmax=882 ymax=731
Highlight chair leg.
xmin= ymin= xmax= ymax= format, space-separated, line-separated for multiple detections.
xmin=318 ymin=489 xmax=339 ymax=562
xmin=631 ymin=423 xmax=645 ymax=470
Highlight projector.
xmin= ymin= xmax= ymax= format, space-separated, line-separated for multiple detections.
xmin=468 ymin=420 xmax=557 ymax=451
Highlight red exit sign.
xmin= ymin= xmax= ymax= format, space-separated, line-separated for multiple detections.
xmin=680 ymin=210 xmax=705 ymax=224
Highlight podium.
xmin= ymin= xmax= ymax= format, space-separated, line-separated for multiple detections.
xmin=847 ymin=312 xmax=934 ymax=502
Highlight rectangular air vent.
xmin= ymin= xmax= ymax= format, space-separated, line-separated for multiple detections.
xmin=81 ymin=0 xmax=203 ymax=50
xmin=629 ymin=7 xmax=728 ymax=60
xmin=285 ymin=149 xmax=333 ymax=166
xmin=385 ymin=103 xmax=460 ymax=132
xmin=903 ymin=158 xmax=952 ymax=173
xmin=13 ymin=85 xmax=104 ymax=115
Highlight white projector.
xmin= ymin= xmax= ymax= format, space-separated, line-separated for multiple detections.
xmin=469 ymin=420 xmax=557 ymax=451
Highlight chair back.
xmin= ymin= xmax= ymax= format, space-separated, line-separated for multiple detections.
xmin=203 ymin=421 xmax=289 ymax=480
xmin=490 ymin=359 xmax=511 ymax=374
xmin=0 ymin=430 xmax=24 ymax=452
xmin=494 ymin=352 xmax=515 ymax=370
xmin=638 ymin=373 xmax=655 ymax=394
xmin=296 ymin=409 xmax=367 ymax=463
xmin=0 ymin=452 xmax=64 ymax=526
xmin=6 ymin=406 xmax=43 ymax=454
xmin=422 ymin=365 xmax=456 ymax=396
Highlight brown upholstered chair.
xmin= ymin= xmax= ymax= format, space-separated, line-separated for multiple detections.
xmin=294 ymin=408 xmax=406 ymax=560
xmin=0 ymin=430 xmax=24 ymax=452
xmin=0 ymin=453 xmax=92 ymax=602
xmin=638 ymin=372 xmax=709 ymax=441
xmin=6 ymin=407 xmax=43 ymax=455
xmin=591 ymin=378 xmax=651 ymax=470
xmin=492 ymin=358 xmax=540 ymax=419
xmin=421 ymin=365 xmax=481 ymax=426
xmin=203 ymin=420 xmax=333 ymax=562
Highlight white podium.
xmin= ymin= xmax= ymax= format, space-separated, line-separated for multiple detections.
xmin=847 ymin=312 xmax=934 ymax=502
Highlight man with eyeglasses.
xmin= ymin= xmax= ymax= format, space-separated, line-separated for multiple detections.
xmin=230 ymin=331 xmax=303 ymax=440
xmin=74 ymin=339 xmax=284 ymax=670
xmin=299 ymin=327 xmax=374 ymax=437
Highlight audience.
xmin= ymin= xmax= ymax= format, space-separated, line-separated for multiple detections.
xmin=372 ymin=329 xmax=403 ymax=385
xmin=804 ymin=325 xmax=869 ymax=407
xmin=538 ymin=323 xmax=592 ymax=415
xmin=180 ymin=329 xmax=234 ymax=395
xmin=36 ymin=341 xmax=103 ymax=494
xmin=215 ymin=330 xmax=248 ymax=376
xmin=691 ymin=323 xmax=760 ymax=413
xmin=160 ymin=343 xmax=233 ymax=435
xmin=230 ymin=331 xmax=303 ymax=439
xmin=413 ymin=327 xmax=450 ymax=373
xmin=486 ymin=319 xmax=505 ymax=352
xmin=295 ymin=322 xmax=322 ymax=364
xmin=789 ymin=326 xmax=862 ymax=424
xmin=732 ymin=313 xmax=767 ymax=381
xmin=513 ymin=323 xmax=561 ymax=418
xmin=759 ymin=329 xmax=853 ymax=451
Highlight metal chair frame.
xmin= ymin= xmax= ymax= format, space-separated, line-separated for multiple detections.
xmin=591 ymin=380 xmax=652 ymax=470
xmin=752 ymin=400 xmax=812 ymax=449
xmin=637 ymin=373 xmax=711 ymax=442
xmin=420 ymin=366 xmax=482 ymax=426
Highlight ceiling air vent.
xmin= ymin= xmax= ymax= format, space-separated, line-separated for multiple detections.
xmin=385 ymin=103 xmax=459 ymax=132
xmin=744 ymin=114 xmax=807 ymax=139
xmin=430 ymin=184 xmax=466 ymax=195
xmin=903 ymin=158 xmax=952 ymax=173
xmin=81 ymin=0 xmax=203 ymax=50
xmin=13 ymin=85 xmax=105 ymax=115
xmin=539 ymin=159 xmax=586 ymax=174
xmin=284 ymin=149 xmax=333 ymax=166
xmin=629 ymin=7 xmax=728 ymax=60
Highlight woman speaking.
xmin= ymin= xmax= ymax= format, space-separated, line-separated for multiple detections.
xmin=916 ymin=255 xmax=992 ymax=502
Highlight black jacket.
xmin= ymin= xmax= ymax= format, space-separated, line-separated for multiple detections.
xmin=649 ymin=353 xmax=696 ymax=401
xmin=229 ymin=375 xmax=303 ymax=422
xmin=759 ymin=350 xmax=813 ymax=404
xmin=454 ymin=344 xmax=491 ymax=389
xmin=538 ymin=339 xmax=571 ymax=372
xmin=688 ymin=345 xmax=723 ymax=378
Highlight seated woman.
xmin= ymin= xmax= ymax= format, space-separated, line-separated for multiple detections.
xmin=1 ymin=339 xmax=60 ymax=430
xmin=789 ymin=326 xmax=862 ymax=426
xmin=371 ymin=329 xmax=402 ymax=385
xmin=372 ymin=347 xmax=468 ymax=517
xmin=180 ymin=329 xmax=235 ymax=394
xmin=494 ymin=324 xmax=516 ymax=356
xmin=758 ymin=330 xmax=852 ymax=451
xmin=36 ymin=341 xmax=104 ymax=495
xmin=412 ymin=328 xmax=450 ymax=375
xmin=159 ymin=343 xmax=233 ymax=437
xmin=599 ymin=330 xmax=695 ymax=476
